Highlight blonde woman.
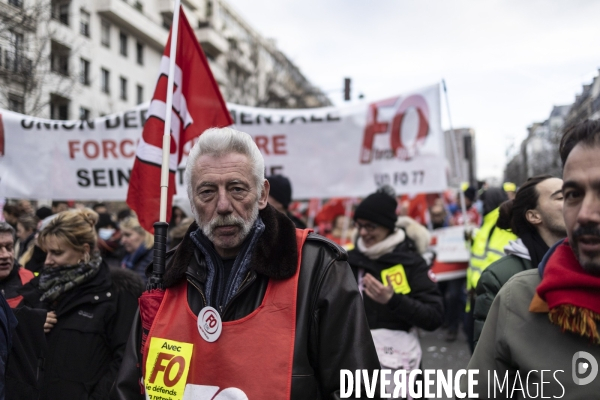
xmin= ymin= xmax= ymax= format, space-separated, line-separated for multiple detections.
xmin=120 ymin=215 xmax=154 ymax=282
xmin=17 ymin=209 xmax=143 ymax=399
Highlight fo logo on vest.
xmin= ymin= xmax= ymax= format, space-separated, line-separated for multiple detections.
xmin=148 ymin=353 xmax=186 ymax=387
xmin=145 ymin=338 xmax=193 ymax=400
xmin=197 ymin=306 xmax=222 ymax=342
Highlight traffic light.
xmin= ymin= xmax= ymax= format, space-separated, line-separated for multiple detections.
xmin=344 ymin=78 xmax=351 ymax=101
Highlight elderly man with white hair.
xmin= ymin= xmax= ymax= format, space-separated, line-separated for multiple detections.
xmin=112 ymin=127 xmax=380 ymax=400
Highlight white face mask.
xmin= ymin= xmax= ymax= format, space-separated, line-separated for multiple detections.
xmin=98 ymin=228 xmax=115 ymax=240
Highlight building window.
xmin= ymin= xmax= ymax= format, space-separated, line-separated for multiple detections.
xmin=79 ymin=58 xmax=90 ymax=85
xmin=8 ymin=94 xmax=24 ymax=113
xmin=101 ymin=20 xmax=110 ymax=47
xmin=51 ymin=0 xmax=70 ymax=25
xmin=206 ymin=0 xmax=212 ymax=18
xmin=120 ymin=77 xmax=127 ymax=100
xmin=80 ymin=9 xmax=90 ymax=37
xmin=7 ymin=30 xmax=23 ymax=66
xmin=4 ymin=31 xmax=31 ymax=75
xmin=79 ymin=107 xmax=90 ymax=120
xmin=162 ymin=16 xmax=171 ymax=30
xmin=50 ymin=94 xmax=69 ymax=120
xmin=101 ymin=68 xmax=110 ymax=93
xmin=9 ymin=30 xmax=23 ymax=53
xmin=119 ymin=32 xmax=127 ymax=57
xmin=136 ymin=84 xmax=143 ymax=105
xmin=136 ymin=41 xmax=143 ymax=65
xmin=8 ymin=0 xmax=23 ymax=8
xmin=50 ymin=41 xmax=70 ymax=76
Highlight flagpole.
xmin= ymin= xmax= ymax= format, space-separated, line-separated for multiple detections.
xmin=160 ymin=0 xmax=182 ymax=223
xmin=442 ymin=80 xmax=468 ymax=229
xmin=149 ymin=0 xmax=182 ymax=290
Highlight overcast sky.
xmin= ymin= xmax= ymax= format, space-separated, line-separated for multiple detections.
xmin=226 ymin=0 xmax=600 ymax=181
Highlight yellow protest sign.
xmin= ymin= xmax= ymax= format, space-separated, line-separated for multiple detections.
xmin=381 ymin=264 xmax=411 ymax=294
xmin=145 ymin=337 xmax=193 ymax=400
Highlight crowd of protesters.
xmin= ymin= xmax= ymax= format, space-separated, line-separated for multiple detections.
xmin=0 ymin=119 xmax=598 ymax=398
xmin=0 ymin=200 xmax=194 ymax=399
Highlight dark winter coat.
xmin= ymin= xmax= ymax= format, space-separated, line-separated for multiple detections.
xmin=2 ymin=262 xmax=47 ymax=400
xmin=0 ymin=293 xmax=17 ymax=400
xmin=348 ymin=240 xmax=444 ymax=332
xmin=18 ymin=262 xmax=143 ymax=400
xmin=0 ymin=262 xmax=27 ymax=301
xmin=24 ymin=245 xmax=46 ymax=275
xmin=122 ymin=246 xmax=153 ymax=283
xmin=111 ymin=204 xmax=381 ymax=400
xmin=286 ymin=211 xmax=307 ymax=229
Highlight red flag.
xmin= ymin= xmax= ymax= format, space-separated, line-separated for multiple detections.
xmin=127 ymin=7 xmax=232 ymax=233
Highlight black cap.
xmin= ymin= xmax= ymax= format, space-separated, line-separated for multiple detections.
xmin=464 ymin=187 xmax=476 ymax=202
xmin=117 ymin=208 xmax=132 ymax=221
xmin=35 ymin=206 xmax=52 ymax=221
xmin=267 ymin=175 xmax=292 ymax=210
xmin=96 ymin=213 xmax=118 ymax=230
xmin=354 ymin=191 xmax=397 ymax=231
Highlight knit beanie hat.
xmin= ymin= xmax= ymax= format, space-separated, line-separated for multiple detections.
xmin=464 ymin=187 xmax=476 ymax=202
xmin=267 ymin=175 xmax=292 ymax=209
xmin=354 ymin=191 xmax=398 ymax=231
xmin=35 ymin=206 xmax=53 ymax=221
xmin=96 ymin=212 xmax=117 ymax=230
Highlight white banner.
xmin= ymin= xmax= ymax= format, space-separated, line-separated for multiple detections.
xmin=0 ymin=84 xmax=446 ymax=200
xmin=432 ymin=226 xmax=470 ymax=263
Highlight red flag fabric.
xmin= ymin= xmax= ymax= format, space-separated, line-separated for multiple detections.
xmin=126 ymin=7 xmax=232 ymax=233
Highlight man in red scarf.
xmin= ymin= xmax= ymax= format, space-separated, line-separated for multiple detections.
xmin=463 ymin=120 xmax=600 ymax=398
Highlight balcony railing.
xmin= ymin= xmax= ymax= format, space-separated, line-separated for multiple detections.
xmin=1 ymin=50 xmax=32 ymax=76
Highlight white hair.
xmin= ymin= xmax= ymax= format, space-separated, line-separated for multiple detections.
xmin=184 ymin=127 xmax=265 ymax=213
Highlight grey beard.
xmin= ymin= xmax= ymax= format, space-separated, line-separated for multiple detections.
xmin=200 ymin=203 xmax=259 ymax=244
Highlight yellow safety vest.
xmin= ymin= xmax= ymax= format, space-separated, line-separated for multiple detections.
xmin=466 ymin=207 xmax=516 ymax=309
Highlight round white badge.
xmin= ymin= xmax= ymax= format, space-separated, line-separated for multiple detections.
xmin=197 ymin=306 xmax=222 ymax=342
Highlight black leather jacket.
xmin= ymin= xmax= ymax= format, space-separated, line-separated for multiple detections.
xmin=111 ymin=205 xmax=381 ymax=400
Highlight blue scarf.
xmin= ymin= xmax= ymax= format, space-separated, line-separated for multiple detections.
xmin=122 ymin=244 xmax=149 ymax=271
xmin=190 ymin=217 xmax=265 ymax=314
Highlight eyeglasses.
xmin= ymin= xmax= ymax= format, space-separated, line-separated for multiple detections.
xmin=354 ymin=221 xmax=379 ymax=233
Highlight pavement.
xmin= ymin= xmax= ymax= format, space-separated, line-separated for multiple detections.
xmin=418 ymin=326 xmax=473 ymax=399
xmin=420 ymin=327 xmax=471 ymax=371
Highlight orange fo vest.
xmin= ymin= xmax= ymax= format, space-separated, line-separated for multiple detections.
xmin=142 ymin=228 xmax=309 ymax=400
xmin=6 ymin=268 xmax=34 ymax=308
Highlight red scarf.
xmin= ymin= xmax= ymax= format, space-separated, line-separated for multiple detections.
xmin=536 ymin=239 xmax=600 ymax=344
